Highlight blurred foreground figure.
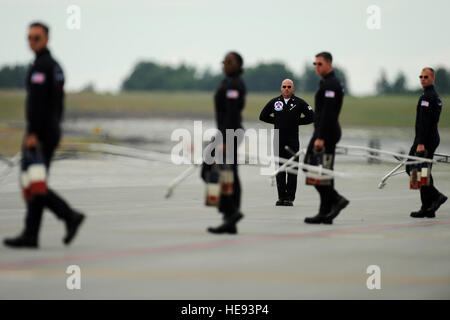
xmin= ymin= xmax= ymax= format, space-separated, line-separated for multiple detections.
xmin=204 ymin=52 xmax=246 ymax=234
xmin=4 ymin=22 xmax=85 ymax=249
xmin=407 ymin=67 xmax=447 ymax=218
xmin=304 ymin=52 xmax=349 ymax=224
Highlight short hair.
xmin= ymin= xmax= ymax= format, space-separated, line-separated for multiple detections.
xmin=29 ymin=22 xmax=49 ymax=36
xmin=228 ymin=51 xmax=244 ymax=74
xmin=423 ymin=67 xmax=435 ymax=76
xmin=316 ymin=51 xmax=333 ymax=63
xmin=281 ymin=79 xmax=294 ymax=86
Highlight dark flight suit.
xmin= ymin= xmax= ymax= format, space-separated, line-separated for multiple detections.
xmin=214 ymin=72 xmax=246 ymax=219
xmin=306 ymin=71 xmax=345 ymax=217
xmin=260 ymin=94 xmax=314 ymax=201
xmin=22 ymin=48 xmax=80 ymax=240
xmin=407 ymin=85 xmax=444 ymax=212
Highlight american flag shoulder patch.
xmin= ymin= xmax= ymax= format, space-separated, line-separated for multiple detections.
xmin=226 ymin=89 xmax=239 ymax=99
xmin=421 ymin=100 xmax=430 ymax=107
xmin=31 ymin=72 xmax=46 ymax=84
xmin=324 ymin=90 xmax=335 ymax=98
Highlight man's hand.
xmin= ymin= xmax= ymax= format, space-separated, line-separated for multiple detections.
xmin=25 ymin=134 xmax=38 ymax=148
xmin=416 ymin=144 xmax=425 ymax=153
xmin=314 ymin=138 xmax=324 ymax=150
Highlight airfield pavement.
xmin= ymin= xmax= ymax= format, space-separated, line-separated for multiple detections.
xmin=0 ymin=119 xmax=449 ymax=299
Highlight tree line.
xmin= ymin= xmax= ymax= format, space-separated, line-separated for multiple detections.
xmin=2 ymin=61 xmax=450 ymax=94
xmin=375 ymin=68 xmax=450 ymax=95
xmin=0 ymin=65 xmax=28 ymax=89
xmin=121 ymin=61 xmax=349 ymax=93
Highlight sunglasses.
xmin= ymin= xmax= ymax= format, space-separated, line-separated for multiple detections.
xmin=313 ymin=62 xmax=323 ymax=66
xmin=419 ymin=75 xmax=429 ymax=79
xmin=28 ymin=35 xmax=41 ymax=42
xmin=282 ymin=86 xmax=292 ymax=89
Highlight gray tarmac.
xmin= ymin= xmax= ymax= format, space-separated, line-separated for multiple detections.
xmin=0 ymin=120 xmax=449 ymax=299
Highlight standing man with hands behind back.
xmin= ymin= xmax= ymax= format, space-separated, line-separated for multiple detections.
xmin=260 ymin=79 xmax=314 ymax=206
xmin=4 ymin=22 xmax=85 ymax=249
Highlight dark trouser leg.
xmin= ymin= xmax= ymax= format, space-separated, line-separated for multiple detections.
xmin=219 ymin=136 xmax=242 ymax=218
xmin=315 ymin=185 xmax=339 ymax=214
xmin=275 ymin=143 xmax=287 ymax=200
xmin=45 ymin=189 xmax=77 ymax=221
xmin=286 ymin=171 xmax=298 ymax=201
xmin=420 ymin=174 xmax=440 ymax=207
xmin=276 ymin=172 xmax=287 ymax=200
xmin=24 ymin=190 xmax=77 ymax=238
xmin=316 ymin=139 xmax=339 ymax=210
xmin=208 ymin=140 xmax=243 ymax=234
xmin=23 ymin=191 xmax=78 ymax=239
xmin=422 ymin=147 xmax=440 ymax=206
xmin=277 ymin=140 xmax=299 ymax=201
xmin=232 ymin=164 xmax=241 ymax=214
xmin=285 ymin=141 xmax=299 ymax=201
xmin=21 ymin=141 xmax=52 ymax=239
xmin=306 ymin=132 xmax=342 ymax=210
xmin=220 ymin=163 xmax=241 ymax=218
xmin=409 ymin=143 xmax=440 ymax=209
xmin=42 ymin=142 xmax=77 ymax=221
xmin=305 ymin=185 xmax=335 ymax=224
xmin=419 ymin=190 xmax=428 ymax=210
xmin=22 ymin=139 xmax=76 ymax=235
xmin=315 ymin=186 xmax=330 ymax=215
xmin=23 ymin=197 xmax=45 ymax=238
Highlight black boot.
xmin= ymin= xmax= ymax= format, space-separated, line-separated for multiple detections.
xmin=426 ymin=193 xmax=448 ymax=216
xmin=64 ymin=212 xmax=85 ymax=245
xmin=207 ymin=212 xmax=243 ymax=234
xmin=324 ymin=196 xmax=349 ymax=222
xmin=207 ymin=223 xmax=237 ymax=234
xmin=283 ymin=200 xmax=294 ymax=206
xmin=4 ymin=234 xmax=38 ymax=249
xmin=410 ymin=208 xmax=430 ymax=218
xmin=305 ymin=200 xmax=332 ymax=224
xmin=275 ymin=199 xmax=293 ymax=206
xmin=304 ymin=213 xmax=332 ymax=224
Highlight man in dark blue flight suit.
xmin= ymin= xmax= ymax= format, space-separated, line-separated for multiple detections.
xmin=206 ymin=52 xmax=246 ymax=234
xmin=4 ymin=22 xmax=85 ymax=248
xmin=407 ymin=67 xmax=447 ymax=218
xmin=304 ymin=52 xmax=349 ymax=224
xmin=260 ymin=79 xmax=314 ymax=206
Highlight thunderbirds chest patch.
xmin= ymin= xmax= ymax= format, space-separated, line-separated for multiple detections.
xmin=274 ymin=101 xmax=283 ymax=111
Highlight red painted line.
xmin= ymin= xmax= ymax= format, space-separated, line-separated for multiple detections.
xmin=1 ymin=220 xmax=449 ymax=271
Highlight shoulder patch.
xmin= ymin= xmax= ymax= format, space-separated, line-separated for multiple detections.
xmin=226 ymin=89 xmax=239 ymax=99
xmin=324 ymin=90 xmax=335 ymax=98
xmin=54 ymin=66 xmax=64 ymax=82
xmin=421 ymin=100 xmax=430 ymax=107
xmin=307 ymin=105 xmax=313 ymax=111
xmin=31 ymin=72 xmax=46 ymax=84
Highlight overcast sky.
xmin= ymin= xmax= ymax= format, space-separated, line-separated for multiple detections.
xmin=1 ymin=0 xmax=449 ymax=95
